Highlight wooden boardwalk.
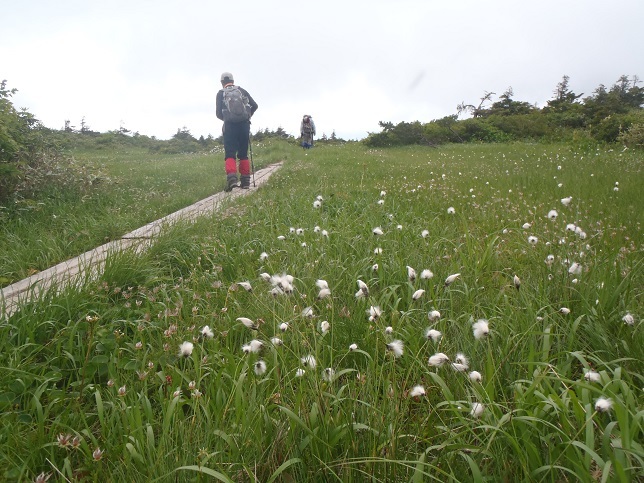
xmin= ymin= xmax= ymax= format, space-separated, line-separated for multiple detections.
xmin=0 ymin=162 xmax=282 ymax=320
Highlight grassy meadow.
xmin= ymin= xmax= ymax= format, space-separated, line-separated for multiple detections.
xmin=0 ymin=140 xmax=642 ymax=482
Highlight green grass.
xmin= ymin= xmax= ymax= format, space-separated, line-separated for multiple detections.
xmin=1 ymin=140 xmax=642 ymax=481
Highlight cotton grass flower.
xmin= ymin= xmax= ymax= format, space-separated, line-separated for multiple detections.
xmin=349 ymin=343 xmax=358 ymax=351
xmin=522 ymin=222 xmax=532 ymax=229
xmin=421 ymin=229 xmax=429 ymax=238
xmin=237 ymin=317 xmax=258 ymax=330
xmin=420 ymin=269 xmax=434 ymax=280
xmin=368 ymin=305 xmax=382 ymax=321
xmin=319 ymin=320 xmax=330 ymax=334
xmin=322 ymin=367 xmax=336 ymax=382
xmin=561 ymin=196 xmax=572 ymax=206
xmin=428 ymin=352 xmax=450 ymax=367
xmin=469 ymin=371 xmax=482 ymax=383
xmin=409 ymin=385 xmax=426 ymax=399
xmin=316 ymin=279 xmax=329 ymax=290
xmin=295 ymin=368 xmax=306 ymax=377
xmin=412 ymin=289 xmax=425 ymax=300
xmin=317 ymin=288 xmax=331 ymax=299
xmin=372 ymin=263 xmax=379 ymax=271
xmin=322 ymin=229 xmax=329 ymax=237
xmin=428 ymin=309 xmax=441 ymax=321
xmin=594 ymin=397 xmax=612 ymax=413
xmin=559 ymin=307 xmax=571 ymax=315
xmin=384 ymin=326 xmax=393 ymax=335
xmin=513 ymin=275 xmax=521 ymax=290
xmin=270 ymin=337 xmax=283 ymax=346
xmin=356 ymin=279 xmax=369 ymax=298
xmin=568 ymin=262 xmax=582 ymax=275
xmin=259 ymin=252 xmax=269 ymax=261
xmin=373 ymin=247 xmax=383 ymax=255
xmin=179 ymin=341 xmax=194 ymax=357
xmin=279 ymin=322 xmax=289 ymax=332
xmin=622 ymin=313 xmax=634 ymax=325
xmin=528 ymin=236 xmax=538 ymax=245
xmin=313 ymin=200 xmax=322 ymax=208
xmin=425 ymin=328 xmax=442 ymax=342
xmin=547 ymin=209 xmax=558 ymax=220
xmin=447 ymin=206 xmax=456 ymax=214
xmin=237 ymin=281 xmax=252 ymax=292
xmin=302 ymin=306 xmax=314 ymax=318
xmin=444 ymin=273 xmax=460 ymax=286
xmin=377 ymin=199 xmax=384 ymax=205
xmin=254 ymin=360 xmax=267 ymax=376
xmin=584 ymin=370 xmax=601 ymax=383
xmin=242 ymin=339 xmax=263 ymax=354
xmin=372 ymin=226 xmax=384 ymax=236
xmin=201 ymin=325 xmax=214 ymax=338
xmin=301 ymin=355 xmax=317 ymax=369
xmin=407 ymin=266 xmax=416 ymax=282
xmin=470 ymin=402 xmax=484 ymax=418
xmin=386 ymin=339 xmax=404 ymax=358
xmin=472 ymin=319 xmax=489 ymax=339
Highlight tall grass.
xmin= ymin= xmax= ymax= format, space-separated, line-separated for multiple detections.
xmin=0 ymin=141 xmax=642 ymax=481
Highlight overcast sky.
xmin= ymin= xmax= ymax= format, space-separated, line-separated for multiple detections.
xmin=2 ymin=0 xmax=643 ymax=141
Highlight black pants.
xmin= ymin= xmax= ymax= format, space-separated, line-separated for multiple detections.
xmin=223 ymin=121 xmax=250 ymax=160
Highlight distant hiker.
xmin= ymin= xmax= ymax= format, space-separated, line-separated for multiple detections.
xmin=216 ymin=72 xmax=258 ymax=190
xmin=300 ymin=115 xmax=316 ymax=149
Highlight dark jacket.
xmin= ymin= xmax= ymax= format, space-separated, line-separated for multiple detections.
xmin=216 ymin=85 xmax=258 ymax=122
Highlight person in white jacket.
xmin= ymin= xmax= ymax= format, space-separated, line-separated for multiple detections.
xmin=300 ymin=115 xmax=316 ymax=149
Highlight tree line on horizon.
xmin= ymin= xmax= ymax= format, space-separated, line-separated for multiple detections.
xmin=365 ymin=75 xmax=644 ymax=148
xmin=1 ymin=75 xmax=642 ymax=204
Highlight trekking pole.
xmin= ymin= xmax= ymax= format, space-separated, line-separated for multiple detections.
xmin=249 ymin=137 xmax=256 ymax=187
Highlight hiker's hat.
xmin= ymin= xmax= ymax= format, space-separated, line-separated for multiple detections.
xmin=220 ymin=72 xmax=234 ymax=83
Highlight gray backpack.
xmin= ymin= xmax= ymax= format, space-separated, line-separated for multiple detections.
xmin=222 ymin=85 xmax=251 ymax=123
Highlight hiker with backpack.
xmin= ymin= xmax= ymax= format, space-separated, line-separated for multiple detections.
xmin=300 ymin=115 xmax=316 ymax=149
xmin=216 ymin=72 xmax=258 ymax=190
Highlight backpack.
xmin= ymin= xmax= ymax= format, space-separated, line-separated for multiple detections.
xmin=302 ymin=117 xmax=313 ymax=134
xmin=222 ymin=85 xmax=251 ymax=123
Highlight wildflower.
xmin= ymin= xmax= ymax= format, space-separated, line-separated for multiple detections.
xmin=92 ymin=447 xmax=105 ymax=461
xmin=317 ymin=195 xmax=324 ymax=201
xmin=356 ymin=279 xmax=369 ymax=297
xmin=321 ymin=229 xmax=329 ymax=237
xmin=314 ymin=225 xmax=321 ymax=233
xmin=107 ymin=379 xmax=115 ymax=387
xmin=317 ymin=288 xmax=331 ymax=299
xmin=237 ymin=281 xmax=252 ymax=292
xmin=118 ymin=385 xmax=127 ymax=397
xmin=470 ymin=402 xmax=484 ymax=418
xmin=368 ymin=305 xmax=382 ymax=321
xmin=173 ymin=388 xmax=182 ymax=398
xmin=372 ymin=263 xmax=379 ymax=271
xmin=420 ymin=269 xmax=434 ymax=279
xmin=594 ymin=397 xmax=612 ymax=413
xmin=397 ymin=224 xmax=403 ymax=230
xmin=373 ymin=247 xmax=383 ymax=255
xmin=425 ymin=328 xmax=442 ymax=342
xmin=447 ymin=206 xmax=456 ymax=214
xmin=296 ymin=228 xmax=304 ymax=235
xmin=444 ymin=273 xmax=460 ymax=286
xmin=254 ymin=360 xmax=267 ymax=376
xmin=188 ymin=380 xmax=197 ymax=390
xmin=277 ymin=235 xmax=286 ymax=240
xmin=295 ymin=368 xmax=306 ymax=377
xmin=135 ymin=341 xmax=143 ymax=350
xmin=349 ymin=343 xmax=358 ymax=351
xmin=237 ymin=317 xmax=258 ymax=330
xmin=513 ymin=275 xmax=521 ymax=290
xmin=320 ymin=320 xmax=330 ymax=334
xmin=377 ymin=199 xmax=384 ymax=205
xmin=561 ymin=196 xmax=572 ymax=206
xmin=316 ymin=279 xmax=329 ymax=290
xmin=386 ymin=340 xmax=404 ymax=358
xmin=412 ymin=289 xmax=425 ymax=300
xmin=373 ymin=227 xmax=384 ymax=236
xmin=323 ymin=367 xmax=335 ymax=382
xmin=409 ymin=385 xmax=426 ymax=398
xmin=547 ymin=209 xmax=558 ymax=220
xmin=57 ymin=433 xmax=72 ymax=447
xmin=302 ymin=306 xmax=314 ymax=318
xmin=384 ymin=326 xmax=393 ymax=335
xmin=545 ymin=254 xmax=555 ymax=266
xmin=559 ymin=307 xmax=571 ymax=315
xmin=421 ymin=229 xmax=429 ymax=238
xmin=270 ymin=337 xmax=283 ymax=346
xmin=201 ymin=325 xmax=214 ymax=338
xmin=248 ymin=339 xmax=264 ymax=353
xmin=566 ymin=223 xmax=576 ymax=232
xmin=528 ymin=236 xmax=538 ymax=245
xmin=472 ymin=319 xmax=489 ymax=339
xmin=568 ymin=262 xmax=582 ymax=275
xmin=179 ymin=341 xmax=194 ymax=357
xmin=259 ymin=252 xmax=269 ymax=261
xmin=584 ymin=370 xmax=601 ymax=383
xmin=191 ymin=389 xmax=202 ymax=398
xmin=313 ymin=200 xmax=322 ymax=208
xmin=622 ymin=313 xmax=634 ymax=325
xmin=380 ymin=190 xmax=386 ymax=197
xmin=522 ymin=222 xmax=532 ymax=229
xmin=301 ymin=355 xmax=317 ymax=369
xmin=469 ymin=371 xmax=482 ymax=383
xmin=407 ymin=266 xmax=416 ymax=282
xmin=428 ymin=352 xmax=449 ymax=367
xmin=279 ymin=322 xmax=289 ymax=332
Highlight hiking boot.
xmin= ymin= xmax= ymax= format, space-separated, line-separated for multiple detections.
xmin=240 ymin=175 xmax=251 ymax=189
xmin=224 ymin=174 xmax=238 ymax=192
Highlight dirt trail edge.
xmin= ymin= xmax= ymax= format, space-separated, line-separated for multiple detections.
xmin=1 ymin=162 xmax=283 ymax=320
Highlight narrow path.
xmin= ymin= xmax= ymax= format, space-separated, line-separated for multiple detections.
xmin=0 ymin=162 xmax=283 ymax=320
